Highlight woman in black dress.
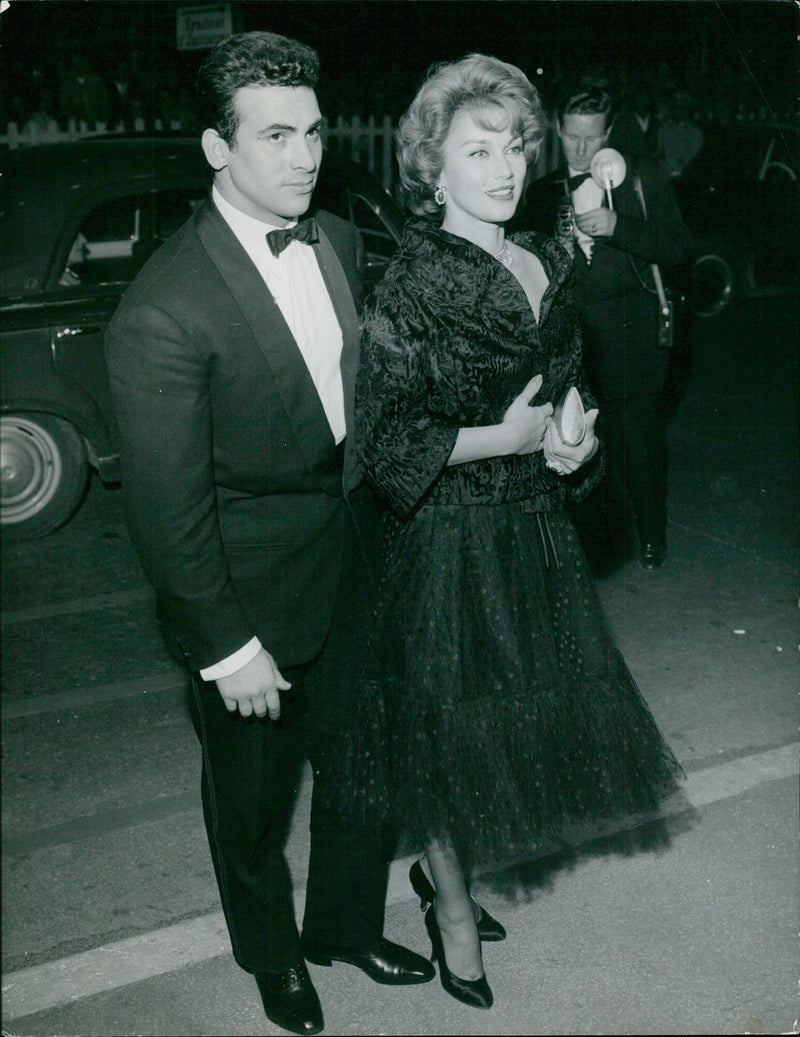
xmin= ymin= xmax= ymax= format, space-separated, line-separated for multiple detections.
xmin=351 ymin=54 xmax=683 ymax=1010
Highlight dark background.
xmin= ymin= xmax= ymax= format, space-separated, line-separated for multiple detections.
xmin=1 ymin=6 xmax=797 ymax=1034
xmin=1 ymin=0 xmax=797 ymax=127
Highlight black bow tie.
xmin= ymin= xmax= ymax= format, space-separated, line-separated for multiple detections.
xmin=567 ymin=171 xmax=592 ymax=192
xmin=266 ymin=218 xmax=319 ymax=258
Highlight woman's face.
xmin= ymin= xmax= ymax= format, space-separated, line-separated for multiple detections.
xmin=438 ymin=105 xmax=527 ymax=232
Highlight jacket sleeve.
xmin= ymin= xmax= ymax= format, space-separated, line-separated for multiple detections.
xmin=609 ymin=158 xmax=695 ymax=267
xmin=106 ymin=295 xmax=254 ymax=671
xmin=355 ymin=290 xmax=459 ymax=517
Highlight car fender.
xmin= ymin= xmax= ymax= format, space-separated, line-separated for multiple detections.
xmin=0 ymin=389 xmax=115 ymax=474
xmin=687 ymin=235 xmax=754 ymax=318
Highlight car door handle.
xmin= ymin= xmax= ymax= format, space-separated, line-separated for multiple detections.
xmin=55 ymin=326 xmax=103 ymax=338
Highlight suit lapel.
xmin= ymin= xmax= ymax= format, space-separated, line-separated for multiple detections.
xmin=311 ymin=224 xmax=363 ymax=489
xmin=312 ymin=228 xmax=360 ymax=416
xmin=614 ymin=174 xmax=635 ymax=216
xmin=195 ymin=201 xmax=335 ymax=468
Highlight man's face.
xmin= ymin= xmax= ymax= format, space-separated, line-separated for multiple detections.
xmin=558 ymin=112 xmax=609 ymax=172
xmin=203 ymin=84 xmax=323 ymax=226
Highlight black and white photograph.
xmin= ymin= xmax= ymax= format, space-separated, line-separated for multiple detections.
xmin=1 ymin=2 xmax=797 ymax=1034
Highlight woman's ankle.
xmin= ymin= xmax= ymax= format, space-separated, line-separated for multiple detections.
xmin=435 ymin=895 xmax=478 ymax=932
xmin=433 ymin=907 xmax=484 ymax=980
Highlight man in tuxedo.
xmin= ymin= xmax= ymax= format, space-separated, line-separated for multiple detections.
xmin=106 ymin=31 xmax=432 ymax=1036
xmin=519 ymin=85 xmax=693 ymax=571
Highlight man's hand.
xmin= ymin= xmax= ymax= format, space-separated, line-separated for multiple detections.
xmin=502 ymin=374 xmax=554 ymax=455
xmin=215 ymin=648 xmax=291 ymax=720
xmin=543 ymin=408 xmax=599 ymax=474
xmin=575 ymin=207 xmax=617 ymax=238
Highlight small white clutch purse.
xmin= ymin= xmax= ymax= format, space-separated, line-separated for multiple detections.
xmin=553 ymin=386 xmax=586 ymax=446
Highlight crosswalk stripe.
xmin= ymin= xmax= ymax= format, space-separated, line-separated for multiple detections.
xmin=2 ymin=742 xmax=796 ymax=1023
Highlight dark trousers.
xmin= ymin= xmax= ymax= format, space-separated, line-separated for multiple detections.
xmin=189 ymin=503 xmax=387 ymax=975
xmin=602 ymin=393 xmax=668 ymax=547
xmin=568 ymin=392 xmax=668 ymax=572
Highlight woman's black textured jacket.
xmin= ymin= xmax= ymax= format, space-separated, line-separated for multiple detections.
xmin=355 ymin=219 xmax=603 ymax=519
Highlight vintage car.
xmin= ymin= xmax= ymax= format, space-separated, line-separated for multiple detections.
xmin=674 ymin=120 xmax=799 ymax=316
xmin=0 ymin=136 xmax=405 ymax=540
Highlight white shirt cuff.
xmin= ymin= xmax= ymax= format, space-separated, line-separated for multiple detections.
xmin=199 ymin=637 xmax=262 ymax=681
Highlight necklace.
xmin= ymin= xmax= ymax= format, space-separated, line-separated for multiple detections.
xmin=494 ymin=241 xmax=513 ymax=268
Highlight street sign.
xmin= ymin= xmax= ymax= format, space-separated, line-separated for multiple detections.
xmin=176 ymin=3 xmax=232 ymax=51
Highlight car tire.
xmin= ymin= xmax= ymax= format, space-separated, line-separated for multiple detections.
xmin=688 ymin=238 xmax=751 ymax=318
xmin=1 ymin=413 xmax=89 ymax=540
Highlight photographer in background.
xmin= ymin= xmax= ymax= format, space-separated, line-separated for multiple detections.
xmin=519 ymin=84 xmax=693 ymax=571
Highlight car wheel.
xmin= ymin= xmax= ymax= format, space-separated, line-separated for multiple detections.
xmin=0 ymin=413 xmax=89 ymax=540
xmin=688 ymin=238 xmax=751 ymax=318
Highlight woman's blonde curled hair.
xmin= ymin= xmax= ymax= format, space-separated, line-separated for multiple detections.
xmin=396 ymin=53 xmax=543 ymax=217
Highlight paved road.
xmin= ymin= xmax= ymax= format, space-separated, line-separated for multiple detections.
xmin=2 ymin=295 xmax=798 ymax=1035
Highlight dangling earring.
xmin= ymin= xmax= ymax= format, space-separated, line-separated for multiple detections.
xmin=434 ymin=184 xmax=446 ymax=206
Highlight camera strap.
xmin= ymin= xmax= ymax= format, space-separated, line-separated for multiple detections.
xmin=633 ymin=171 xmax=671 ymax=318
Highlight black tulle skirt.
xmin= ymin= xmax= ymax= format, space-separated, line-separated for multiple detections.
xmin=318 ymin=503 xmax=683 ymax=871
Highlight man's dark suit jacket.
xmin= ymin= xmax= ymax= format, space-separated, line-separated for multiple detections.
xmin=106 ymin=198 xmax=373 ymax=673
xmin=516 ymin=157 xmax=693 ymax=399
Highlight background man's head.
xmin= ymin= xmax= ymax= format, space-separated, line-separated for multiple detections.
xmin=556 ymin=86 xmax=612 ymax=173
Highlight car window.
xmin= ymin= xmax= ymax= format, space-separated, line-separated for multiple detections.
xmin=347 ymin=190 xmax=397 ymax=272
xmin=682 ymin=126 xmax=798 ymax=185
xmin=757 ymin=132 xmax=798 ymax=183
xmin=155 ymin=189 xmax=204 ymax=240
xmin=59 ymin=188 xmax=205 ymax=287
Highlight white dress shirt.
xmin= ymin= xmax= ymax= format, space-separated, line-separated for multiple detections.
xmin=200 ymin=187 xmax=347 ymax=682
xmin=212 ymin=186 xmax=346 ymax=442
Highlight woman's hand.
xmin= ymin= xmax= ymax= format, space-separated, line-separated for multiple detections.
xmin=543 ymin=408 xmax=599 ymax=473
xmin=502 ymin=374 xmax=553 ymax=455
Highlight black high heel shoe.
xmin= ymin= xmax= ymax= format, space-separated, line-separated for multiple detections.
xmin=424 ymin=905 xmax=493 ymax=1009
xmin=409 ymin=859 xmax=506 ymax=942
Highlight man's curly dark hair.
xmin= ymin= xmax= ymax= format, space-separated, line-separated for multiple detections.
xmin=196 ymin=31 xmax=320 ymax=144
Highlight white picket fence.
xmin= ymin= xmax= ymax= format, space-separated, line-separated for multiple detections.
xmin=1 ymin=113 xmax=560 ymax=194
xmin=325 ymin=114 xmax=560 ymax=183
xmin=0 ymin=114 xmax=400 ymax=191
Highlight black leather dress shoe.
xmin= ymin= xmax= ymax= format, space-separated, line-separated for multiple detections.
xmin=254 ymin=961 xmax=323 ymax=1035
xmin=301 ymin=934 xmax=435 ymax=985
xmin=639 ymin=541 xmax=667 ymax=570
